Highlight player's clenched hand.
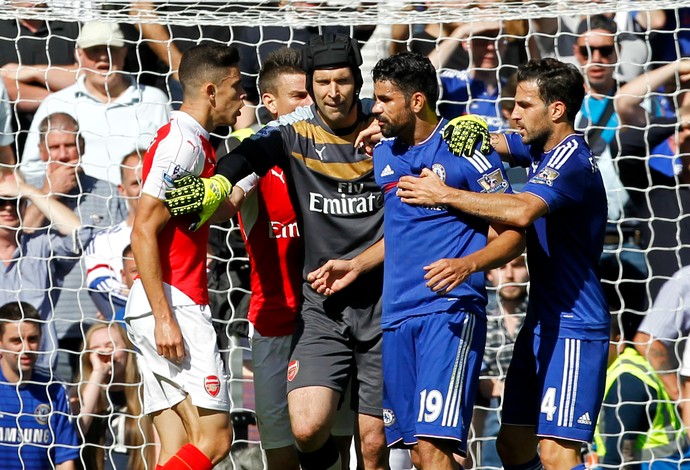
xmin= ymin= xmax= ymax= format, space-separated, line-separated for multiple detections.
xmin=424 ymin=258 xmax=473 ymax=294
xmin=397 ymin=167 xmax=449 ymax=206
xmin=164 ymin=174 xmax=232 ymax=231
xmin=442 ymin=115 xmax=490 ymax=158
xmin=154 ymin=316 xmax=186 ymax=362
xmin=307 ymin=259 xmax=359 ymax=296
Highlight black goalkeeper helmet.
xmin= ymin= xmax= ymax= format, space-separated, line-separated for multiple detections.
xmin=302 ymin=33 xmax=364 ymax=99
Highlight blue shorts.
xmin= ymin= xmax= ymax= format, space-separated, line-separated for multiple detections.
xmin=501 ymin=328 xmax=608 ymax=442
xmin=382 ymin=310 xmax=486 ymax=455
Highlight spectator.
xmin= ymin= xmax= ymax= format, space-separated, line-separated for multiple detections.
xmin=0 ymin=301 xmax=79 ymax=470
xmin=532 ymin=12 xmax=652 ymax=83
xmin=477 ymin=254 xmax=528 ymax=468
xmin=645 ymin=7 xmax=690 ymax=64
xmin=21 ymin=22 xmax=170 ymax=185
xmin=25 ymin=112 xmax=127 ymax=380
xmin=616 ymin=59 xmax=690 ymax=179
xmin=634 ymin=264 xmax=690 ymax=423
xmin=0 ymin=171 xmax=91 ymax=372
xmin=71 ymin=322 xmax=155 ymax=470
xmin=84 ymin=150 xmax=142 ymax=319
xmin=596 ymin=312 xmax=690 ymax=469
xmin=0 ymin=4 xmax=79 ymax=154
xmin=389 ymin=3 xmax=469 ymax=71
xmin=0 ymin=79 xmax=15 ymax=166
xmin=615 ymin=84 xmax=690 ymax=299
xmin=438 ymin=22 xmax=507 ymax=130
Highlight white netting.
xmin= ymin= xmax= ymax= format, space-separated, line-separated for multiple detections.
xmin=0 ymin=1 xmax=689 ymax=469
xmin=0 ymin=1 xmax=682 ymax=26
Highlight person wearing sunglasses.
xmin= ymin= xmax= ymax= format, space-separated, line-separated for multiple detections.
xmin=0 ymin=171 xmax=92 ymax=373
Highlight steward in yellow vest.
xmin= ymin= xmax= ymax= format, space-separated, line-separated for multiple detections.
xmin=595 ymin=346 xmax=690 ymax=469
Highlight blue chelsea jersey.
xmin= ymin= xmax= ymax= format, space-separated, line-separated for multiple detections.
xmin=375 ymin=119 xmax=512 ymax=329
xmin=506 ymin=133 xmax=610 ymax=340
xmin=0 ymin=369 xmax=79 ymax=469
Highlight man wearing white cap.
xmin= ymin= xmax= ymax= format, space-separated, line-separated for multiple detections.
xmin=20 ymin=22 xmax=171 ymax=186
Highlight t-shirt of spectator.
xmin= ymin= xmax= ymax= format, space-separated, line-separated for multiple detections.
xmin=0 ymin=369 xmax=79 ymax=470
xmin=84 ymin=221 xmax=132 ymax=319
xmin=0 ymin=227 xmax=94 ymax=371
xmin=21 ymin=75 xmax=170 ymax=185
xmin=438 ymin=70 xmax=504 ymax=131
xmin=639 ymin=265 xmax=690 ymax=349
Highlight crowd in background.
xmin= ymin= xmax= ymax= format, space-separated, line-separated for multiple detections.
xmin=0 ymin=1 xmax=689 ymax=469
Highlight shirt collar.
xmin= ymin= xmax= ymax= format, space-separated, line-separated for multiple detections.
xmin=73 ymin=74 xmax=140 ymax=105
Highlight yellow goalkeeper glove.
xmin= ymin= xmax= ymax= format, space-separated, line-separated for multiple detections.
xmin=164 ymin=174 xmax=232 ymax=231
xmin=442 ymin=115 xmax=491 ymax=158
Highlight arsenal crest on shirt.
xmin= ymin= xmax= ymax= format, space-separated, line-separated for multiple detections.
xmin=204 ymin=375 xmax=221 ymax=397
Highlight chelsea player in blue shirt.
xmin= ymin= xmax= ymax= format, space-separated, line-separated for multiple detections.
xmin=397 ymin=58 xmax=609 ymax=470
xmin=370 ymin=52 xmax=525 ymax=469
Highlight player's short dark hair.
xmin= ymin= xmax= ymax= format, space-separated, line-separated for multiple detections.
xmin=372 ymin=51 xmax=439 ymax=110
xmin=0 ymin=302 xmax=41 ymax=336
xmin=178 ymin=43 xmax=240 ymax=96
xmin=259 ymin=47 xmax=305 ymax=96
xmin=516 ymin=58 xmax=585 ymax=124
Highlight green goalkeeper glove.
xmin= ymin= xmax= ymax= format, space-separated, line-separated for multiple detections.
xmin=442 ymin=115 xmax=491 ymax=158
xmin=164 ymin=174 xmax=232 ymax=231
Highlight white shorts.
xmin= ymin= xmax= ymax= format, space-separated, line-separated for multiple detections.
xmin=252 ymin=331 xmax=354 ymax=449
xmin=126 ymin=285 xmax=230 ymax=415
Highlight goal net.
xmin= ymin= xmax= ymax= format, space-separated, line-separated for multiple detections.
xmin=0 ymin=1 xmax=688 ymax=468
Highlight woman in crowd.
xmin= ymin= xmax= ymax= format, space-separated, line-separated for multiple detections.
xmin=71 ymin=323 xmax=156 ymax=470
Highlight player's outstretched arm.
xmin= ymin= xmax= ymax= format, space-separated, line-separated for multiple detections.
xmin=307 ymin=238 xmax=384 ymax=296
xmin=424 ymin=223 xmax=525 ymax=294
xmin=397 ymin=168 xmax=546 ymax=228
xmin=164 ymin=174 xmax=233 ymax=230
xmin=131 ymin=194 xmax=186 ymax=362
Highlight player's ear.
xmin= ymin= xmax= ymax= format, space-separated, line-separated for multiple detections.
xmin=262 ymin=92 xmax=278 ymax=116
xmin=410 ymin=91 xmax=426 ymax=114
xmin=206 ymin=83 xmax=217 ymax=102
xmin=550 ymin=100 xmax=567 ymax=122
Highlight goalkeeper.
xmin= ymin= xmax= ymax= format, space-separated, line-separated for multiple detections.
xmin=396 ymin=59 xmax=609 ymax=470
xmin=167 ymin=33 xmax=388 ymax=470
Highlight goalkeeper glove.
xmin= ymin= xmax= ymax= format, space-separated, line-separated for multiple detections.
xmin=164 ymin=174 xmax=232 ymax=231
xmin=442 ymin=115 xmax=491 ymax=158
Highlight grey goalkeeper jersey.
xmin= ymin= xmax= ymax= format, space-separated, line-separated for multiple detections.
xmin=221 ymin=102 xmax=384 ymax=279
